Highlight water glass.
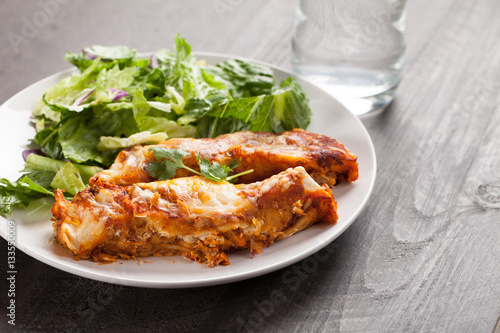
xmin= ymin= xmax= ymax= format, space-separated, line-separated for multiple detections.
xmin=292 ymin=0 xmax=407 ymax=116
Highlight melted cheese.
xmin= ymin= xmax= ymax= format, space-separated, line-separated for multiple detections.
xmin=90 ymin=129 xmax=359 ymax=187
xmin=53 ymin=167 xmax=338 ymax=265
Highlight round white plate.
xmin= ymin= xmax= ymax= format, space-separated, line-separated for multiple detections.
xmin=0 ymin=53 xmax=376 ymax=288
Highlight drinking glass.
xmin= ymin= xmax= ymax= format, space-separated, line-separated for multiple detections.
xmin=292 ymin=0 xmax=407 ymax=116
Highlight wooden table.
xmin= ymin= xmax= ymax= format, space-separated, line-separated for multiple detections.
xmin=1 ymin=0 xmax=499 ymax=332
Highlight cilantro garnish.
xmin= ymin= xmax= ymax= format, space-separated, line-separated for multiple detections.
xmin=146 ymin=147 xmax=253 ymax=182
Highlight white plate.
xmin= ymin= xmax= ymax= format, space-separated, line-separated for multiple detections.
xmin=0 ymin=53 xmax=376 ymax=288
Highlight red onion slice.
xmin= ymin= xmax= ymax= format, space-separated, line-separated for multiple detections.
xmin=82 ymin=48 xmax=98 ymax=60
xmin=150 ymin=54 xmax=158 ymax=69
xmin=22 ymin=149 xmax=45 ymax=161
xmin=72 ymin=88 xmax=95 ymax=106
xmin=109 ymin=88 xmax=128 ymax=101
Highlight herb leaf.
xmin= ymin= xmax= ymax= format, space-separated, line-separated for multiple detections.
xmin=146 ymin=147 xmax=253 ymax=182
xmin=146 ymin=148 xmax=190 ymax=181
xmin=196 ymin=153 xmax=233 ymax=182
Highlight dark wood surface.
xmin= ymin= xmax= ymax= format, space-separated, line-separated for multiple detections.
xmin=1 ymin=0 xmax=499 ymax=332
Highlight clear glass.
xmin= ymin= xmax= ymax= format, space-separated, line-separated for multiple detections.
xmin=292 ymin=0 xmax=407 ymax=116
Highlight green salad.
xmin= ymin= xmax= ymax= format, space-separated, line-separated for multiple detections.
xmin=0 ymin=34 xmax=312 ymax=215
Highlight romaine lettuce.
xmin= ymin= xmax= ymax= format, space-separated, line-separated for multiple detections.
xmin=50 ymin=162 xmax=86 ymax=196
xmin=0 ymin=176 xmax=54 ymax=215
xmin=203 ymin=58 xmax=274 ymax=98
xmin=98 ymin=131 xmax=168 ymax=151
xmin=0 ymin=154 xmax=102 ymax=215
xmin=198 ymin=76 xmax=311 ymax=137
xmin=65 ymin=45 xmax=149 ymax=72
xmin=32 ymin=35 xmax=312 ymax=167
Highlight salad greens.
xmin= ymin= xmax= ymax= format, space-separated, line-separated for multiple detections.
xmin=0 ymin=176 xmax=54 ymax=216
xmin=0 ymin=34 xmax=312 ymax=215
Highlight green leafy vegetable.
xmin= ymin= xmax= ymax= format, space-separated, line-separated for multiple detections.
xmin=198 ymin=76 xmax=312 ymax=137
xmin=196 ymin=154 xmax=247 ymax=182
xmin=31 ymin=35 xmax=311 ymax=167
xmin=146 ymin=147 xmax=253 ymax=182
xmin=37 ymin=58 xmax=102 ymax=116
xmin=0 ymin=176 xmax=55 ymax=215
xmin=65 ymin=45 xmax=149 ymax=72
xmin=97 ymin=131 xmax=168 ymax=151
xmin=24 ymin=154 xmax=102 ymax=184
xmin=146 ymin=148 xmax=189 ymax=181
xmin=203 ymin=58 xmax=274 ymax=98
xmin=50 ymin=162 xmax=86 ymax=196
xmin=0 ymin=154 xmax=103 ymax=216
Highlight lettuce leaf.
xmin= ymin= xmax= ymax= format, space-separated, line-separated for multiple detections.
xmin=24 ymin=153 xmax=102 ymax=184
xmin=203 ymin=59 xmax=274 ymax=98
xmin=0 ymin=154 xmax=103 ymax=215
xmin=65 ymin=45 xmax=149 ymax=72
xmin=199 ymin=76 xmax=311 ymax=137
xmin=58 ymin=112 xmax=107 ymax=164
xmin=39 ymin=61 xmax=139 ymax=116
xmin=131 ymin=89 xmax=197 ymax=138
xmin=160 ymin=35 xmax=228 ymax=102
xmin=0 ymin=176 xmax=54 ymax=215
xmin=50 ymin=162 xmax=86 ymax=196
xmin=31 ymin=37 xmax=311 ymax=167
xmin=34 ymin=125 xmax=63 ymax=160
xmin=92 ymin=65 xmax=137 ymax=103
xmin=98 ymin=131 xmax=168 ymax=151
xmin=34 ymin=58 xmax=102 ymax=118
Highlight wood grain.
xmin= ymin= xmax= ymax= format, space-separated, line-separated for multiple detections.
xmin=1 ymin=0 xmax=499 ymax=332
